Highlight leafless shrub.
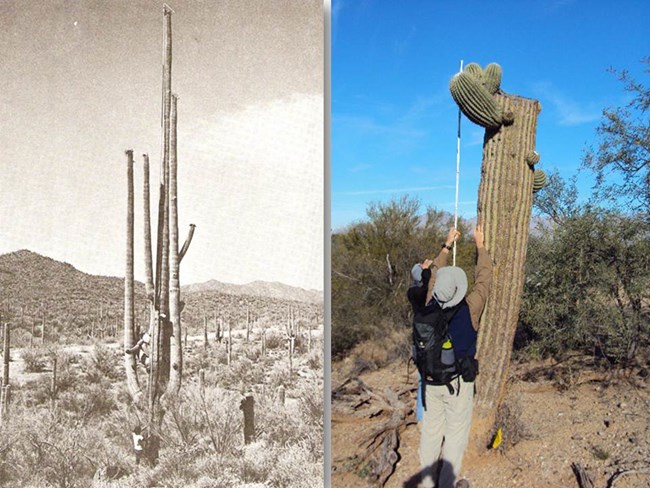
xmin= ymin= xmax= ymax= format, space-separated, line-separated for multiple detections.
xmin=494 ymin=399 xmax=530 ymax=448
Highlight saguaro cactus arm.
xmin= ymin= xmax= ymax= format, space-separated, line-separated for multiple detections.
xmin=178 ymin=224 xmax=196 ymax=263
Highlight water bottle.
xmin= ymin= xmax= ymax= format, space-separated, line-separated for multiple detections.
xmin=441 ymin=339 xmax=455 ymax=366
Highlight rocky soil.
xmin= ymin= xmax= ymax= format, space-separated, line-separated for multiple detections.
xmin=332 ymin=358 xmax=650 ymax=488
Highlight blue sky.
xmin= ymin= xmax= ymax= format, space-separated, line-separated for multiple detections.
xmin=331 ymin=0 xmax=650 ymax=230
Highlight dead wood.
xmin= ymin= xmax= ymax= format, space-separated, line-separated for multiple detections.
xmin=571 ymin=463 xmax=595 ymax=488
xmin=606 ymin=467 xmax=650 ymax=487
xmin=332 ymin=376 xmax=415 ymax=486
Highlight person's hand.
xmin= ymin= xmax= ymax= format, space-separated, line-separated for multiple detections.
xmin=445 ymin=228 xmax=461 ymax=247
xmin=422 ymin=258 xmax=433 ymax=269
xmin=474 ymin=224 xmax=485 ymax=248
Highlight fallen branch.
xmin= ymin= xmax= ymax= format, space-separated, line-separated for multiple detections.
xmin=571 ymin=463 xmax=594 ymax=488
xmin=606 ymin=467 xmax=650 ymax=487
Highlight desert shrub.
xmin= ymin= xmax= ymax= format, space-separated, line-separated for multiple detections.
xmin=268 ymin=441 xmax=323 ymax=488
xmin=332 ymin=197 xmax=475 ymax=358
xmin=267 ymin=363 xmax=294 ymax=391
xmin=58 ymin=382 xmax=117 ymax=420
xmin=235 ymin=441 xmax=274 ymax=483
xmin=264 ymin=331 xmax=285 ymax=350
xmin=0 ymin=412 xmax=106 ymax=487
xmin=20 ymin=376 xmax=54 ymax=407
xmin=255 ymin=394 xmax=305 ymax=448
xmin=84 ymin=344 xmax=121 ymax=383
xmin=493 ymin=399 xmax=529 ymax=449
xmin=20 ymin=346 xmax=50 ymax=373
xmin=306 ymin=348 xmax=322 ymax=372
xmin=164 ymin=385 xmax=242 ymax=462
xmin=519 ymin=198 xmax=650 ymax=365
xmin=217 ymin=357 xmax=264 ymax=391
xmin=184 ymin=347 xmax=217 ymax=376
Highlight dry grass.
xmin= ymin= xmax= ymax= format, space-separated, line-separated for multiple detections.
xmin=0 ymin=325 xmax=324 ymax=487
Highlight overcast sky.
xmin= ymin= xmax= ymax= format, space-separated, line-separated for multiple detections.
xmin=0 ymin=0 xmax=324 ymax=291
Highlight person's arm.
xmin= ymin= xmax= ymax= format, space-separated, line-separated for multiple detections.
xmin=466 ymin=225 xmax=493 ymax=330
xmin=426 ymin=228 xmax=460 ymax=303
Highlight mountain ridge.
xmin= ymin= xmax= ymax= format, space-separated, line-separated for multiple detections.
xmin=0 ymin=249 xmax=322 ymax=303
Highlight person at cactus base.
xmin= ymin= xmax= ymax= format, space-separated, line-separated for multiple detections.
xmin=416 ymin=225 xmax=493 ymax=488
xmin=132 ymin=425 xmax=145 ymax=465
xmin=408 ymin=229 xmax=460 ymax=423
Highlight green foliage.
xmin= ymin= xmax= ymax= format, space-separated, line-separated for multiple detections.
xmin=583 ymin=60 xmax=650 ymax=217
xmin=332 ymin=196 xmax=476 ymax=358
xmin=518 ymin=176 xmax=650 ymax=364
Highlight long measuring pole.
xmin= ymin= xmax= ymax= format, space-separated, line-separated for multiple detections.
xmin=453 ymin=59 xmax=463 ymax=266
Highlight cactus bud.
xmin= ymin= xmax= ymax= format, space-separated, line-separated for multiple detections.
xmin=533 ymin=169 xmax=547 ymax=192
xmin=525 ymin=151 xmax=540 ymax=167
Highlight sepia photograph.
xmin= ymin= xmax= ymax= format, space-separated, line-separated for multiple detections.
xmin=330 ymin=1 xmax=649 ymax=488
xmin=0 ymin=1 xmax=324 ymax=486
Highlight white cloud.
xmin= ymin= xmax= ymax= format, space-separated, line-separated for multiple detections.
xmin=173 ymin=93 xmax=324 ymax=290
xmin=532 ymin=81 xmax=601 ymax=126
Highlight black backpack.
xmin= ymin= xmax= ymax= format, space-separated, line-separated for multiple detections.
xmin=412 ymin=301 xmax=463 ymax=407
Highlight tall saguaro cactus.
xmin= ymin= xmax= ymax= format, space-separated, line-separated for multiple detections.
xmin=168 ymin=93 xmax=183 ymax=395
xmin=449 ymin=62 xmax=546 ymax=448
xmin=122 ymin=6 xmax=196 ymax=464
xmin=124 ymin=149 xmax=141 ymax=398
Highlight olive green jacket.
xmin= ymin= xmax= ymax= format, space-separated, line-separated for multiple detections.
xmin=425 ymin=247 xmax=493 ymax=331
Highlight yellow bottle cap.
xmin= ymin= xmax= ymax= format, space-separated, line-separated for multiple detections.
xmin=442 ymin=339 xmax=452 ymax=349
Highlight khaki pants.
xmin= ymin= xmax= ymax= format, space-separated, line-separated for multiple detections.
xmin=419 ymin=377 xmax=474 ymax=488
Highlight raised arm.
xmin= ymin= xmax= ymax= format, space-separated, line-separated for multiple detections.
xmin=466 ymin=225 xmax=493 ymax=330
xmin=425 ymin=228 xmax=460 ymax=304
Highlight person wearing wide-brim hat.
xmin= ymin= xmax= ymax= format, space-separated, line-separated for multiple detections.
xmin=415 ymin=225 xmax=493 ymax=488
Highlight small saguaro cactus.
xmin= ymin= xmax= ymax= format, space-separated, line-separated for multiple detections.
xmin=50 ymin=357 xmax=57 ymax=411
xmin=245 ymin=307 xmax=251 ymax=344
xmin=240 ymin=393 xmax=255 ymax=445
xmin=2 ymin=323 xmax=9 ymax=390
xmin=198 ymin=368 xmax=205 ymax=396
xmin=227 ymin=321 xmax=233 ymax=365
xmin=285 ymin=306 xmax=297 ymax=375
xmin=216 ymin=315 xmax=223 ymax=344
xmin=278 ymin=385 xmax=285 ymax=406
xmin=261 ymin=328 xmax=267 ymax=357
xmin=203 ymin=315 xmax=209 ymax=350
xmin=1 ymin=323 xmax=9 ymax=424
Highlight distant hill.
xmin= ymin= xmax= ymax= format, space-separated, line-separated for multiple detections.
xmin=0 ymin=250 xmax=322 ymax=345
xmin=183 ymin=279 xmax=323 ymax=304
